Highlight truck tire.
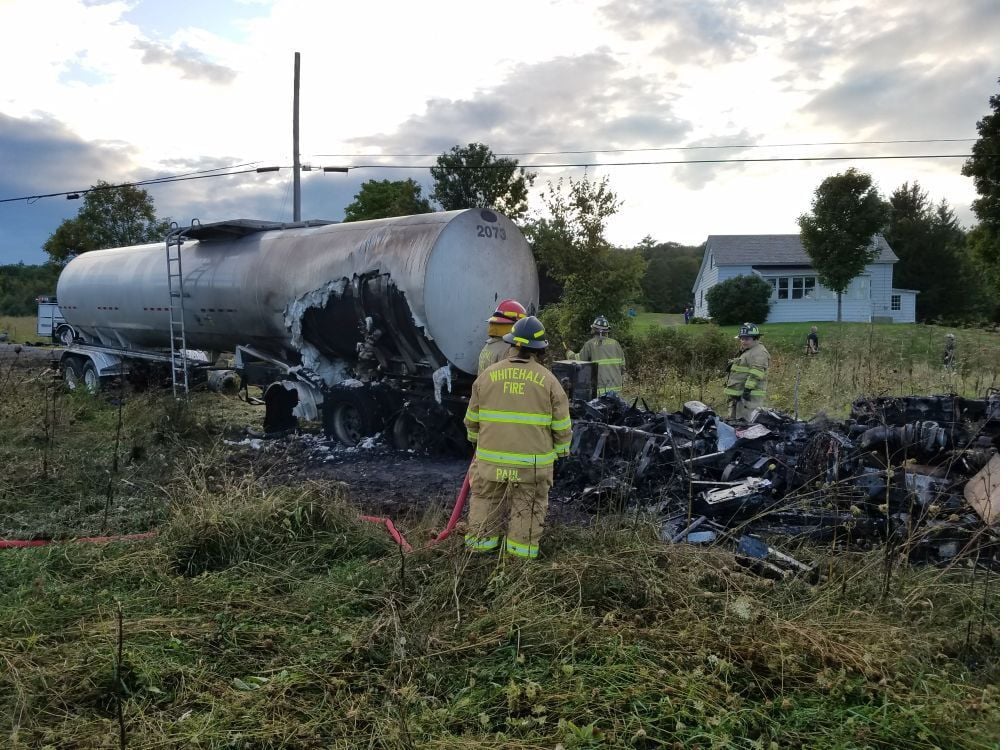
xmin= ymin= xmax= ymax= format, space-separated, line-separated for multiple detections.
xmin=82 ymin=361 xmax=102 ymax=393
xmin=54 ymin=324 xmax=76 ymax=347
xmin=63 ymin=357 xmax=84 ymax=390
xmin=392 ymin=411 xmax=426 ymax=452
xmin=325 ymin=388 xmax=380 ymax=447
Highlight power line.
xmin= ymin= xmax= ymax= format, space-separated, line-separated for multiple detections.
xmin=336 ymin=153 xmax=972 ymax=169
xmin=0 ymin=152 xmax=974 ymax=204
xmin=309 ymin=137 xmax=977 ymax=159
xmin=0 ymin=167 xmax=264 ymax=204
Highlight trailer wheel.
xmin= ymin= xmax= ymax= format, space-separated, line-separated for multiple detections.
xmin=392 ymin=411 xmax=427 ymax=452
xmin=55 ymin=324 xmax=76 ymax=347
xmin=63 ymin=358 xmax=84 ymax=390
xmin=326 ymin=389 xmax=380 ymax=447
xmin=82 ymin=362 xmax=102 ymax=393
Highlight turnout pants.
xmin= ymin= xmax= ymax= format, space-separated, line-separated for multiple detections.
xmin=465 ymin=475 xmax=552 ymax=558
xmin=729 ymin=396 xmax=764 ymax=423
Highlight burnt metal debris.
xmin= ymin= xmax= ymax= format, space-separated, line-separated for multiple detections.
xmin=554 ymin=390 xmax=999 ymax=569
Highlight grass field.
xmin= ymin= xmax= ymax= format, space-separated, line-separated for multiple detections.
xmin=0 ymin=315 xmax=39 ymax=342
xmin=622 ymin=319 xmax=999 ymax=419
xmin=0 ymin=320 xmax=1000 ymax=748
xmin=630 ymin=311 xmax=684 ymax=330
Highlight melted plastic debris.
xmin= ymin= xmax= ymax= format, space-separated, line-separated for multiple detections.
xmin=432 ymin=365 xmax=452 ymax=405
xmin=224 ymin=438 xmax=264 ymax=450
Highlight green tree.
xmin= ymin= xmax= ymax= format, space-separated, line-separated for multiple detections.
xmin=429 ymin=143 xmax=535 ymax=220
xmin=886 ymin=182 xmax=968 ymax=321
xmin=961 ymin=94 xmax=999 ymax=267
xmin=637 ymin=238 xmax=705 ymax=313
xmin=342 ymin=179 xmax=432 ymax=222
xmin=525 ymin=174 xmax=644 ymax=347
xmin=43 ymin=181 xmax=170 ymax=265
xmin=0 ymin=263 xmax=61 ymax=316
xmin=706 ymin=275 xmax=772 ymax=325
xmin=797 ymin=168 xmax=888 ymax=322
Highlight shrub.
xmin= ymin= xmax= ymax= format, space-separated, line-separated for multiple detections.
xmin=625 ymin=325 xmax=736 ymax=384
xmin=706 ymin=275 xmax=772 ymax=325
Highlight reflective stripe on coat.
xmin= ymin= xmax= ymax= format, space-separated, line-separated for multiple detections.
xmin=464 ymin=355 xmax=572 ymax=483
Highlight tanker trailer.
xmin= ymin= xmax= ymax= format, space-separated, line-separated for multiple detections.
xmin=55 ymin=208 xmax=539 ymax=449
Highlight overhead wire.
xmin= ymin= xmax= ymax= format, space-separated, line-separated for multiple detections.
xmin=0 ymin=150 xmax=979 ymax=204
xmin=308 ymin=137 xmax=977 ymax=159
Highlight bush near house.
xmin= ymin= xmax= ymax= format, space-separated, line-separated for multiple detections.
xmin=706 ymin=275 xmax=772 ymax=325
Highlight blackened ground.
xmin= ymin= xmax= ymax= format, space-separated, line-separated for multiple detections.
xmin=225 ymin=433 xmax=594 ymax=531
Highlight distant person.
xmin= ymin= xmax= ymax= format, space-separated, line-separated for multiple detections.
xmin=477 ymin=299 xmax=526 ymax=374
xmin=683 ymin=305 xmax=691 ymax=324
xmin=567 ymin=315 xmax=626 ymax=396
xmin=942 ymin=333 xmax=956 ymax=370
xmin=724 ymin=322 xmax=770 ymax=422
xmin=805 ymin=325 xmax=819 ymax=355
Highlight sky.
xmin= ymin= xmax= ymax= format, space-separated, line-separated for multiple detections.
xmin=0 ymin=0 xmax=999 ymax=265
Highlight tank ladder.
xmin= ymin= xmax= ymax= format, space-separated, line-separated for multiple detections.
xmin=165 ymin=223 xmax=190 ymax=398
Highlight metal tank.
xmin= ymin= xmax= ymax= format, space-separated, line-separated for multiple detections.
xmin=56 ymin=209 xmax=539 ymax=376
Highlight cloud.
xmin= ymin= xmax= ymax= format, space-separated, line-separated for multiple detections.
xmin=132 ymin=39 xmax=237 ymax=84
xmin=347 ymin=51 xmax=693 ymax=162
xmin=802 ymin=57 xmax=997 ymax=139
xmin=600 ymin=0 xmax=762 ymax=63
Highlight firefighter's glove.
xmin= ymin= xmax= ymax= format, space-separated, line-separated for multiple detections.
xmin=742 ymin=388 xmax=753 ymax=400
xmin=724 ymin=360 xmax=734 ymax=376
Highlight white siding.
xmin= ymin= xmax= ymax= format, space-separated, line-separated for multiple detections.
xmin=694 ymin=259 xmax=913 ymax=323
xmin=867 ymin=262 xmax=894 ymax=321
xmin=693 ymin=257 xmax=720 ymax=316
xmin=765 ymin=274 xmax=872 ymax=322
xmin=889 ymin=289 xmax=917 ymax=323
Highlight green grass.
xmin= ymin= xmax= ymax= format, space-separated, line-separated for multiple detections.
xmin=630 ymin=311 xmax=684 ymax=331
xmin=0 ymin=475 xmax=999 ymax=749
xmin=0 ymin=318 xmax=999 ymax=748
xmin=0 ymin=315 xmax=38 ymax=342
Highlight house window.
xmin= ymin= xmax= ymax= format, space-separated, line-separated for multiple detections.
xmin=767 ymin=277 xmax=777 ymax=297
xmin=891 ymin=294 xmax=901 ymax=311
xmin=793 ymin=276 xmax=816 ymax=300
xmin=777 ymin=277 xmax=789 ymax=300
xmin=710 ymin=254 xmax=714 ymax=269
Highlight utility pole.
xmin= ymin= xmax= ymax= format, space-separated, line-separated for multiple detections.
xmin=292 ymin=51 xmax=301 ymax=222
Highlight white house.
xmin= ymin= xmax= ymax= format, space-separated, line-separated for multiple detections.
xmin=691 ymin=234 xmax=918 ymax=324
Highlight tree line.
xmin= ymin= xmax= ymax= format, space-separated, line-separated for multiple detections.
xmin=7 ymin=92 xmax=998 ymax=331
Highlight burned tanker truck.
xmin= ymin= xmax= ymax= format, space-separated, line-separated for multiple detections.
xmin=54 ymin=209 xmax=539 ymax=449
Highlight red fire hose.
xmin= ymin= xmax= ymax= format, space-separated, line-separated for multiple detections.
xmin=359 ymin=471 xmax=470 ymax=552
xmin=0 ymin=532 xmax=157 ymax=549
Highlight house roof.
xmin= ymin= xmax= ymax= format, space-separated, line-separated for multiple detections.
xmin=707 ymin=234 xmax=899 ymax=266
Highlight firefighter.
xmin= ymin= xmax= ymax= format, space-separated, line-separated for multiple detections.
xmin=478 ymin=299 xmax=527 ymax=374
xmin=463 ymin=316 xmax=572 ymax=559
xmin=568 ymin=315 xmax=626 ymax=396
xmin=724 ymin=322 xmax=770 ymax=422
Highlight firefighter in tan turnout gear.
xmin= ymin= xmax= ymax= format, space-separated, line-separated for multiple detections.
xmin=725 ymin=322 xmax=770 ymax=422
xmin=568 ymin=315 xmax=626 ymax=396
xmin=464 ymin=316 xmax=572 ymax=559
xmin=477 ymin=299 xmax=527 ymax=375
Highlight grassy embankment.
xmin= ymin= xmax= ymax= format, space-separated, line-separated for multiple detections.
xmin=624 ymin=319 xmax=999 ymax=419
xmin=0 ymin=332 xmax=1000 ymax=747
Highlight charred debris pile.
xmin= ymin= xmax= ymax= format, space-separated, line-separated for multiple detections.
xmin=555 ymin=391 xmax=999 ymax=573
